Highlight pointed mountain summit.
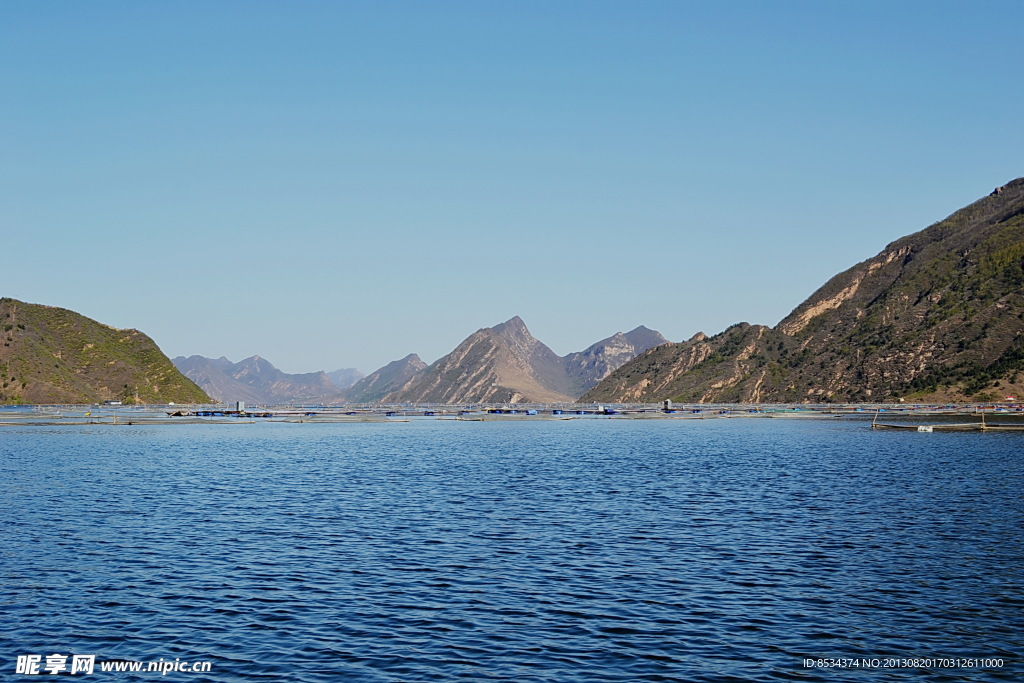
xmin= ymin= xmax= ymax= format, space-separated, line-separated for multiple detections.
xmin=494 ymin=315 xmax=571 ymax=393
xmin=624 ymin=325 xmax=671 ymax=350
xmin=584 ymin=178 xmax=1024 ymax=403
xmin=340 ymin=354 xmax=427 ymax=403
xmin=564 ymin=325 xmax=669 ymax=396
xmin=387 ymin=318 xmax=574 ymax=404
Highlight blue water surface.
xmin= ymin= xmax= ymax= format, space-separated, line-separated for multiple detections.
xmin=2 ymin=418 xmax=1022 ymax=681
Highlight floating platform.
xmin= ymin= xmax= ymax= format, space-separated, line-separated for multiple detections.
xmin=872 ymin=422 xmax=981 ymax=432
xmin=871 ymin=407 xmax=1024 ymax=432
xmin=872 ymin=422 xmax=1024 ymax=432
xmin=454 ymin=415 xmax=576 ymax=421
xmin=280 ymin=415 xmax=408 ymax=423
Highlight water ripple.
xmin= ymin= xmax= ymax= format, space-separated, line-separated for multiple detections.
xmin=2 ymin=419 xmax=1022 ymax=681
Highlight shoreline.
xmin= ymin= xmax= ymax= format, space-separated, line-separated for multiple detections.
xmin=3 ymin=401 xmax=1023 ymax=427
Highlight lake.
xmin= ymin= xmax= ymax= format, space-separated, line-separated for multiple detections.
xmin=2 ymin=417 xmax=1021 ymax=681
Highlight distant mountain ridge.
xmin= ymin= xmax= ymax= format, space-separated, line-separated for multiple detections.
xmin=173 ymin=355 xmax=347 ymax=404
xmin=326 ymin=368 xmax=364 ymax=389
xmin=0 ymin=298 xmax=209 ymax=405
xmin=179 ymin=319 xmax=666 ymax=406
xmin=584 ymin=178 xmax=1024 ymax=404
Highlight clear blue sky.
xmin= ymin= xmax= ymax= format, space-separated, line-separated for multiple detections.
xmin=3 ymin=1 xmax=1022 ymax=374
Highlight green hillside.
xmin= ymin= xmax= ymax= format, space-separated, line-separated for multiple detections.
xmin=0 ymin=298 xmax=210 ymax=405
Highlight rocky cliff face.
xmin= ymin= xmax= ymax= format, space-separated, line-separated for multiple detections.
xmin=0 ymin=298 xmax=209 ymax=405
xmin=584 ymin=178 xmax=1024 ymax=403
xmin=563 ymin=326 xmax=669 ymax=396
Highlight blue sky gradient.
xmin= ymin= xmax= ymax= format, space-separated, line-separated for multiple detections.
xmin=3 ymin=1 xmax=1022 ymax=373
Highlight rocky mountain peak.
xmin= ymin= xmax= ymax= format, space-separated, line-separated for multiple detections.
xmin=624 ymin=325 xmax=669 ymax=349
xmin=491 ymin=316 xmax=532 ymax=342
xmin=340 ymin=353 xmax=428 ymax=403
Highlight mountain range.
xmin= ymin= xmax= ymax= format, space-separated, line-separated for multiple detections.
xmin=175 ymin=321 xmax=668 ymax=405
xmin=384 ymin=318 xmax=667 ymax=404
xmin=8 ymin=177 xmax=1021 ymax=407
xmin=171 ymin=355 xmax=350 ymax=405
xmin=583 ymin=178 xmax=1024 ymax=404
